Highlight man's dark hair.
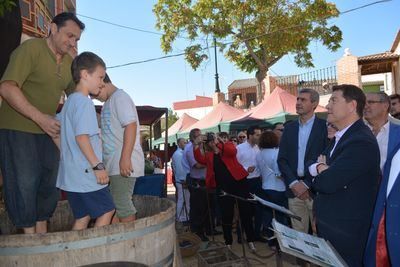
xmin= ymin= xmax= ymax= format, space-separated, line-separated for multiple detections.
xmin=332 ymin=84 xmax=366 ymax=118
xmin=71 ymin=52 xmax=106 ymax=84
xmin=218 ymin=132 xmax=229 ymax=139
xmin=104 ymin=73 xmax=112 ymax=83
xmin=189 ymin=128 xmax=200 ymax=142
xmin=51 ymin=12 xmax=85 ymax=31
xmin=389 ymin=94 xmax=400 ymax=102
xmin=259 ymin=131 xmax=279 ymax=149
xmin=247 ymin=125 xmax=261 ymax=139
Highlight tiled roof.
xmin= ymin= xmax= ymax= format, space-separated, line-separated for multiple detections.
xmin=228 ymin=78 xmax=258 ymax=89
xmin=358 ymin=52 xmax=399 ymax=62
xmin=173 ymin=96 xmax=213 ymax=110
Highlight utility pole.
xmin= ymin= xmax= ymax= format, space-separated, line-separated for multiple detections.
xmin=214 ymin=37 xmax=220 ymax=93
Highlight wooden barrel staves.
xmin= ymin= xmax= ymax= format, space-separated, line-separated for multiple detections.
xmin=0 ymin=195 xmax=176 ymax=267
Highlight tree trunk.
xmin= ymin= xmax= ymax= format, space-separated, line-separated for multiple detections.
xmin=255 ymin=68 xmax=267 ymax=104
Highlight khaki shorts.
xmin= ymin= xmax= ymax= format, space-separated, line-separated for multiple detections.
xmin=109 ymin=175 xmax=137 ymax=218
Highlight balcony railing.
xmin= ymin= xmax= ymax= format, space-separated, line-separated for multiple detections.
xmin=275 ymin=66 xmax=337 ymax=96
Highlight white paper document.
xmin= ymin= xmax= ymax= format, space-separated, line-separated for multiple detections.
xmin=272 ymin=219 xmax=347 ymax=267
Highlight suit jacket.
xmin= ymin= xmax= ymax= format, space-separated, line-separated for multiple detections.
xmin=193 ymin=141 xmax=248 ymax=189
xmin=278 ymin=116 xmax=327 ymax=198
xmin=312 ymin=119 xmax=380 ymax=267
xmin=364 ymin=123 xmax=400 ymax=267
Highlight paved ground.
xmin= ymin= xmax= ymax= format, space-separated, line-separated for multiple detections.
xmin=168 ymin=184 xmax=301 ymax=266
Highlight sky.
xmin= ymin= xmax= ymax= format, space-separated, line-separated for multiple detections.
xmin=76 ymin=0 xmax=400 ymax=108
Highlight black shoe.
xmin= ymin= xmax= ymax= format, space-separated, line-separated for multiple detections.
xmin=254 ymin=236 xmax=268 ymax=243
xmin=206 ymin=229 xmax=223 ymax=236
xmin=196 ymin=233 xmax=210 ymax=242
xmin=237 ymin=237 xmax=242 ymax=244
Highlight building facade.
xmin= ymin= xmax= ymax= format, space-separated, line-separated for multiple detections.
xmin=172 ymin=95 xmax=214 ymax=120
xmin=19 ymin=0 xmax=76 ymax=42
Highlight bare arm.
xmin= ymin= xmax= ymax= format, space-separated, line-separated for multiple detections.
xmin=120 ymin=122 xmax=136 ymax=177
xmin=76 ymin=134 xmax=109 ymax=185
xmin=0 ymin=81 xmax=60 ymax=137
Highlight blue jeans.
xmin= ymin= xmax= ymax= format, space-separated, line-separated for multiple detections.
xmin=0 ymin=129 xmax=60 ymax=228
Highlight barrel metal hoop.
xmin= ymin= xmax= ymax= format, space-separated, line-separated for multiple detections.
xmin=0 ymin=216 xmax=175 ymax=256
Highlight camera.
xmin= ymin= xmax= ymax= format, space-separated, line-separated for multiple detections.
xmin=202 ymin=132 xmax=215 ymax=143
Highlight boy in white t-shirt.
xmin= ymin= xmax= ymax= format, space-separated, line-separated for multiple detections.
xmin=95 ymin=73 xmax=144 ymax=223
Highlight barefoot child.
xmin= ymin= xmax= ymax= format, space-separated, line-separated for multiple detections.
xmin=95 ymin=73 xmax=144 ymax=223
xmin=56 ymin=52 xmax=115 ymax=230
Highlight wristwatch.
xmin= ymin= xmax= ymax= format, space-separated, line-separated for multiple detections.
xmin=93 ymin=162 xmax=106 ymax=171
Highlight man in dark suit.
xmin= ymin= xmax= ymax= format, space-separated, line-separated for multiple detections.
xmin=310 ymin=84 xmax=380 ymax=266
xmin=278 ymin=88 xmax=327 ymax=236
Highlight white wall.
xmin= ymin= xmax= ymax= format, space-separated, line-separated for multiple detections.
xmin=174 ymin=106 xmax=214 ymax=120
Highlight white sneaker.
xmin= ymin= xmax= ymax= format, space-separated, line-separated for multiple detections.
xmin=248 ymin=242 xmax=256 ymax=252
xmin=227 ymin=245 xmax=232 ymax=250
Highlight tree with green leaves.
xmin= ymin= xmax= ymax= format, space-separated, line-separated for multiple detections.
xmin=154 ymin=0 xmax=342 ymax=103
xmin=0 ymin=0 xmax=16 ymax=17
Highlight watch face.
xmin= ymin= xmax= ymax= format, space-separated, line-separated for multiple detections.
xmin=94 ymin=162 xmax=106 ymax=170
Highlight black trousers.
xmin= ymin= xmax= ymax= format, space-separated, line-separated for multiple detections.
xmin=218 ymin=193 xmax=255 ymax=245
xmin=187 ymin=177 xmax=210 ymax=235
xmin=247 ymin=177 xmax=263 ymax=237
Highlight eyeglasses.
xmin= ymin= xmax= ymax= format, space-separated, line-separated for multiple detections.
xmin=231 ymin=139 xmax=237 ymax=142
xmin=238 ymin=136 xmax=246 ymax=139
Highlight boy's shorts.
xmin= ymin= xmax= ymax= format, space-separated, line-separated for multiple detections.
xmin=66 ymin=187 xmax=115 ymax=219
xmin=109 ymin=175 xmax=137 ymax=218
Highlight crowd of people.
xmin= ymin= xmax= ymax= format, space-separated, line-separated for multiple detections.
xmin=1 ymin=11 xmax=400 ymax=267
xmin=171 ymin=87 xmax=400 ymax=266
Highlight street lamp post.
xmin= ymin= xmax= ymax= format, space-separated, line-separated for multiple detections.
xmin=214 ymin=37 xmax=220 ymax=93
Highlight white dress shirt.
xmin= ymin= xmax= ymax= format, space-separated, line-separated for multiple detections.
xmin=387 ymin=148 xmax=400 ymax=197
xmin=309 ymin=122 xmax=354 ymax=177
xmin=236 ymin=141 xmax=260 ymax=179
xmin=366 ymin=121 xmax=389 ymax=171
xmin=171 ymin=148 xmax=187 ymax=182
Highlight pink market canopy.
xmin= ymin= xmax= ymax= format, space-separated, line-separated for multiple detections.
xmin=184 ymin=102 xmax=244 ymax=132
xmin=166 ymin=113 xmax=198 ymax=136
xmin=232 ymin=86 xmax=326 ymax=122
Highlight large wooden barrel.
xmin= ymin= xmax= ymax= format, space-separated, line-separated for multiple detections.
xmin=0 ymin=195 xmax=175 ymax=267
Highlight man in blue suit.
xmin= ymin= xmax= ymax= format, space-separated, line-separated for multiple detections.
xmin=309 ymin=84 xmax=380 ymax=266
xmin=364 ymin=92 xmax=400 ymax=171
xmin=363 ymin=93 xmax=400 ymax=266
xmin=278 ymin=88 xmax=327 ymax=237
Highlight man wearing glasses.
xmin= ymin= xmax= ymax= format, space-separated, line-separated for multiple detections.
xmin=237 ymin=131 xmax=247 ymax=144
xmin=364 ymin=92 xmax=400 ymax=171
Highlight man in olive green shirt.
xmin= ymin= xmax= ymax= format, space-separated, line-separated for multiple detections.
xmin=0 ymin=12 xmax=85 ymax=234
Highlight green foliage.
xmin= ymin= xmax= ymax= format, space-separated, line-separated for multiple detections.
xmin=154 ymin=0 xmax=342 ymax=80
xmin=160 ymin=109 xmax=179 ymax=131
xmin=0 ymin=0 xmax=17 ymax=17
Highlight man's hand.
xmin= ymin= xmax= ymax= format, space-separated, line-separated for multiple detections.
xmin=248 ymin=166 xmax=255 ymax=173
xmin=290 ymin=181 xmax=308 ymax=198
xmin=317 ymin=154 xmax=326 ymax=164
xmin=95 ymin=169 xmax=109 ymax=185
xmin=297 ymin=190 xmax=311 ymax=200
xmin=120 ymin=156 xmax=133 ymax=177
xmin=317 ymin=163 xmax=329 ymax=174
xmin=35 ymin=114 xmax=60 ymax=138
